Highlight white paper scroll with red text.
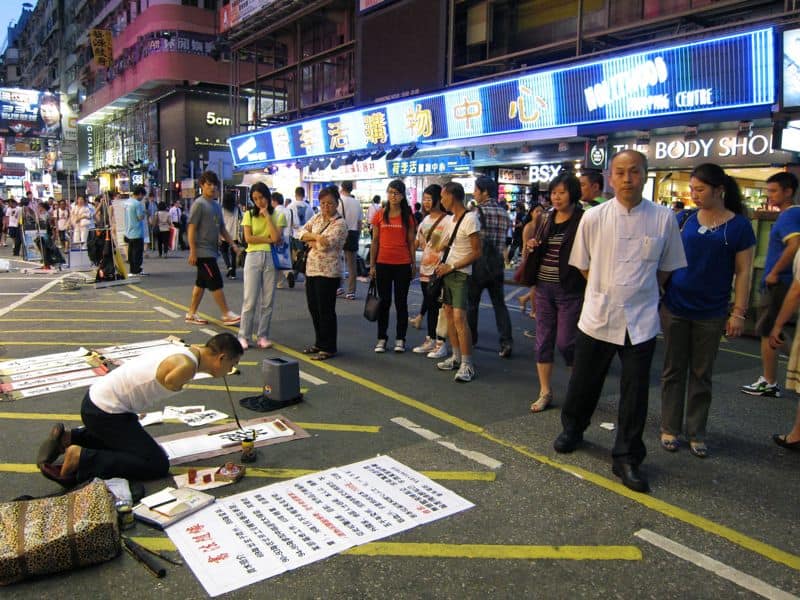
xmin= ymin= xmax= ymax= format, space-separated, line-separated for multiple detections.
xmin=166 ymin=455 xmax=474 ymax=597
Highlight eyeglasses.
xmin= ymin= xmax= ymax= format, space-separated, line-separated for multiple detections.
xmin=387 ymin=190 xmax=402 ymax=196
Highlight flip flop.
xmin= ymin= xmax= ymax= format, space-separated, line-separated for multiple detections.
xmin=311 ymin=351 xmax=336 ymax=361
xmin=36 ymin=423 xmax=65 ymax=468
xmin=689 ymin=442 xmax=708 ymax=458
xmin=660 ymin=436 xmax=680 ymax=452
xmin=38 ymin=462 xmax=77 ymax=488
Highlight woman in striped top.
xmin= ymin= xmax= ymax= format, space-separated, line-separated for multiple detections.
xmin=525 ymin=172 xmax=586 ymax=413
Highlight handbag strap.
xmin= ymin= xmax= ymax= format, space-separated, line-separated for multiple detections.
xmin=425 ymin=213 xmax=447 ymax=243
xmin=315 ymin=215 xmax=339 ymax=237
xmin=440 ymin=211 xmax=468 ymax=263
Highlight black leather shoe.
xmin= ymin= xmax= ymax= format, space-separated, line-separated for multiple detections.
xmin=553 ymin=431 xmax=582 ymax=453
xmin=612 ymin=463 xmax=650 ymax=493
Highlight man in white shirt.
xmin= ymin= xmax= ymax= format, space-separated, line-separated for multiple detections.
xmin=338 ymin=180 xmax=363 ymax=299
xmin=434 ymin=182 xmax=482 ymax=383
xmin=36 ymin=333 xmax=243 ymax=486
xmin=286 ymin=187 xmax=312 ymax=286
xmin=553 ymin=150 xmax=686 ymax=493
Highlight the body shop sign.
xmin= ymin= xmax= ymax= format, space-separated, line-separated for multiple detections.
xmin=610 ymin=127 xmax=797 ymax=168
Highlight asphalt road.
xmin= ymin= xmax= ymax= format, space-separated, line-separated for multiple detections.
xmin=0 ymin=246 xmax=798 ymax=599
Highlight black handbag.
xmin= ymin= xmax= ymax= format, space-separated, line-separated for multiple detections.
xmin=363 ymin=278 xmax=380 ymax=321
xmin=471 ymin=206 xmax=505 ymax=286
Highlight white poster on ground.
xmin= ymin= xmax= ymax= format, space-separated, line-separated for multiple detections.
xmin=166 ymin=455 xmax=474 ymax=597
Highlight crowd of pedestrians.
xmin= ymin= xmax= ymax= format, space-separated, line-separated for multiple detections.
xmin=4 ymin=153 xmax=799 ymax=493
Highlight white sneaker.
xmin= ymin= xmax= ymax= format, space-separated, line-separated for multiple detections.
xmin=454 ymin=363 xmax=476 ymax=383
xmin=394 ymin=339 xmax=406 ymax=353
xmin=427 ymin=341 xmax=448 ymax=359
xmin=413 ymin=337 xmax=435 ymax=354
xmin=437 ymin=356 xmax=460 ymax=371
xmin=374 ymin=339 xmax=387 ymax=353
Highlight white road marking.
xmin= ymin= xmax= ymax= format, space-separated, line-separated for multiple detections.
xmin=153 ymin=306 xmax=181 ymax=319
xmin=391 ymin=417 xmax=441 ymax=440
xmin=117 ymin=291 xmax=137 ymax=299
xmin=0 ymin=293 xmax=27 ymax=295
xmin=634 ymin=529 xmax=799 ymax=600
xmin=505 ymin=287 xmax=522 ymax=302
xmin=391 ymin=416 xmax=503 ymax=469
xmin=300 ymin=371 xmax=327 ymax=386
xmin=0 ymin=275 xmax=67 ymax=319
xmin=200 ymin=328 xmax=218 ymax=337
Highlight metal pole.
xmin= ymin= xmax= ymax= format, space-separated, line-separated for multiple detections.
xmin=447 ymin=0 xmax=455 ymax=85
xmin=576 ymin=0 xmax=584 ymax=57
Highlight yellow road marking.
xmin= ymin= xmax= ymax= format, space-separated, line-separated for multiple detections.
xmin=11 ymin=309 xmax=154 ymax=313
xmin=27 ymin=299 xmax=137 ymax=304
xmin=0 ymin=329 xmax=190 ymax=334
xmin=128 ymin=286 xmax=800 ymax=572
xmin=0 ymin=464 xmax=39 ymax=473
xmin=129 ymin=538 xmax=638 ymax=560
xmin=184 ymin=383 xmax=263 ymax=393
xmin=0 ymin=342 xmax=133 ymax=346
xmin=0 ymin=412 xmax=381 ymax=433
xmin=2 ymin=318 xmax=170 ymax=323
xmin=478 ymin=431 xmax=800 ymax=571
xmin=169 ymin=466 xmax=492 ymax=482
xmin=295 ymin=422 xmax=380 ymax=433
xmin=344 ymin=543 xmax=642 ymax=560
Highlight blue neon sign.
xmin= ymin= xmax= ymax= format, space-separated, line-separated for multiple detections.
xmin=229 ymin=28 xmax=775 ymax=169
xmin=387 ymin=154 xmax=472 ymax=178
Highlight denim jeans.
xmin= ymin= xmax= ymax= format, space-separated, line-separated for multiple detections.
xmin=660 ymin=306 xmax=726 ymax=441
xmin=239 ymin=250 xmax=277 ymax=340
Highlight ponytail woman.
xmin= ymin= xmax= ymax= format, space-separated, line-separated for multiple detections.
xmin=659 ymin=163 xmax=756 ymax=458
xmin=370 ymin=179 xmax=416 ymax=353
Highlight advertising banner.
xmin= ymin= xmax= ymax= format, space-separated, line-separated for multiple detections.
xmin=784 ymin=28 xmax=800 ymax=110
xmin=219 ymin=0 xmax=276 ymax=33
xmin=0 ymin=88 xmax=61 ymax=138
xmin=229 ymin=28 xmax=775 ymax=170
xmin=77 ymin=124 xmax=95 ymax=176
xmin=89 ymin=29 xmax=113 ymax=68
xmin=387 ymin=153 xmax=471 ymax=177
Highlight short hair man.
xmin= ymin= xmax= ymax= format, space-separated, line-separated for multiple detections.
xmin=435 ymin=182 xmax=482 ymax=382
xmin=742 ymin=172 xmax=800 ymax=397
xmin=579 ymin=170 xmax=605 ymax=208
xmin=469 ymin=175 xmax=513 ymax=357
xmin=185 ymin=170 xmax=241 ymax=326
xmin=553 ymin=150 xmax=687 ymax=493
xmin=338 ymin=180 xmax=362 ymax=299
xmin=36 ymin=333 xmax=244 ymax=485
xmin=123 ymin=185 xmax=146 ymax=275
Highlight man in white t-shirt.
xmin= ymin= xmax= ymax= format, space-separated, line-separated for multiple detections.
xmin=36 ymin=333 xmax=243 ymax=486
xmin=6 ymin=199 xmax=20 ymax=253
xmin=553 ymin=150 xmax=686 ymax=494
xmin=338 ymin=180 xmax=363 ymax=299
xmin=434 ymin=181 xmax=481 ymax=383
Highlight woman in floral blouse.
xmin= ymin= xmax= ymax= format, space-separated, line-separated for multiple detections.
xmin=298 ymin=185 xmax=348 ymax=360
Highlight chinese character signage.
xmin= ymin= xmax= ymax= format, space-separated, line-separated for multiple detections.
xmin=89 ymin=29 xmax=113 ymax=68
xmin=0 ymin=88 xmax=62 ymax=139
xmin=230 ymin=28 xmax=775 ymax=170
xmin=386 ymin=154 xmax=471 ymax=178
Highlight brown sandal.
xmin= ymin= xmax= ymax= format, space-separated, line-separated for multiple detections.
xmin=311 ymin=351 xmax=336 ymax=361
xmin=530 ymin=392 xmax=552 ymax=413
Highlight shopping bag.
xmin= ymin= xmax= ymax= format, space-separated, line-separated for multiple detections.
xmin=271 ymin=240 xmax=293 ymax=270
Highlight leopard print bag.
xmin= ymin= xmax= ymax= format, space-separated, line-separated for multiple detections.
xmin=0 ymin=480 xmax=120 ymax=585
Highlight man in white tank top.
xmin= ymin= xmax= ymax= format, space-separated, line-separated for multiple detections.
xmin=36 ymin=333 xmax=244 ymax=486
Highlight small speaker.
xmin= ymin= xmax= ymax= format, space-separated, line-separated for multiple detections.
xmin=261 ymin=357 xmax=300 ymax=403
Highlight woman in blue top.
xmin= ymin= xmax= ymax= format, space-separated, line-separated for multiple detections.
xmin=660 ymin=163 xmax=756 ymax=458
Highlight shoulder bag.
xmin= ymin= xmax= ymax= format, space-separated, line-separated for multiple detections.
xmin=471 ymin=206 xmax=505 ymax=287
xmin=427 ymin=211 xmax=468 ymax=303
